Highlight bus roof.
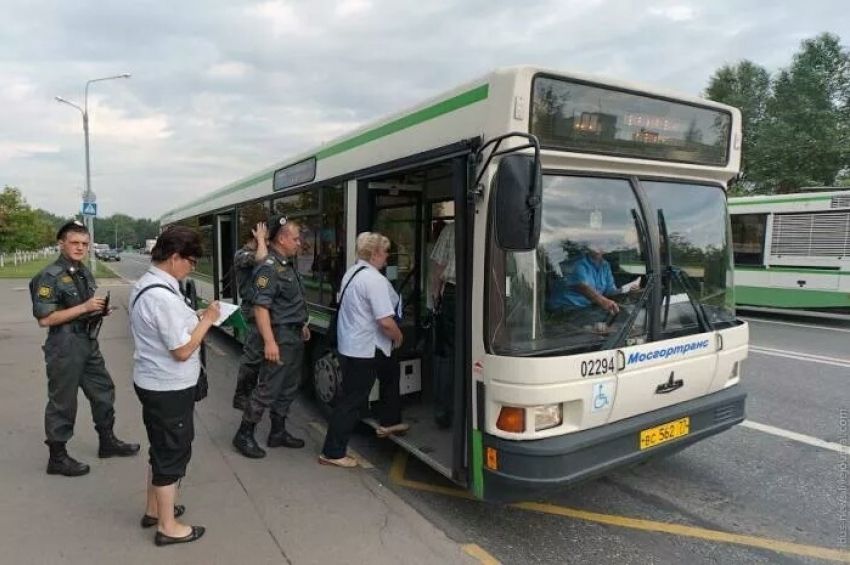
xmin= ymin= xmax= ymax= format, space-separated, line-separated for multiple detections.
xmin=729 ymin=189 xmax=850 ymax=213
xmin=161 ymin=66 xmax=740 ymax=224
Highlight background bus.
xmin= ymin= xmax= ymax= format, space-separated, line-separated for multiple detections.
xmin=729 ymin=189 xmax=850 ymax=315
xmin=161 ymin=66 xmax=748 ymax=501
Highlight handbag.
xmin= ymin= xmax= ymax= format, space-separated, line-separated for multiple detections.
xmin=132 ymin=283 xmax=208 ymax=402
xmin=326 ymin=266 xmax=367 ymax=348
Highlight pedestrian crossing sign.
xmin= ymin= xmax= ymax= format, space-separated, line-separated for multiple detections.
xmin=81 ymin=202 xmax=97 ymax=216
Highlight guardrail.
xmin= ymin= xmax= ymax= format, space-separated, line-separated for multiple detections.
xmin=0 ymin=249 xmax=54 ymax=268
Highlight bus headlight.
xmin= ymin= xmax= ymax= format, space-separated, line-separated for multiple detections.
xmin=533 ymin=404 xmax=563 ymax=431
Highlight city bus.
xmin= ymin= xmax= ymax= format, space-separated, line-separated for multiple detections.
xmin=729 ymin=189 xmax=850 ymax=315
xmin=160 ymin=66 xmax=748 ymax=501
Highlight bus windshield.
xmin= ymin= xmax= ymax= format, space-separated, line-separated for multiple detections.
xmin=486 ymin=175 xmax=736 ymax=356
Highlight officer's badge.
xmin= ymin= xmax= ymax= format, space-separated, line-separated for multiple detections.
xmin=256 ymin=275 xmax=269 ymax=289
xmin=38 ymin=286 xmax=52 ymax=298
xmin=61 ymin=275 xmax=73 ymax=283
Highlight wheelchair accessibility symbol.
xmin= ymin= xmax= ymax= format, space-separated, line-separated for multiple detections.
xmin=591 ymin=382 xmax=613 ymax=413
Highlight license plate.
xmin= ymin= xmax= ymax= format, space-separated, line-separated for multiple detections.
xmin=639 ymin=417 xmax=690 ymax=450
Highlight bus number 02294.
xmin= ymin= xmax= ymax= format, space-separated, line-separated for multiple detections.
xmin=581 ymin=356 xmax=616 ymax=377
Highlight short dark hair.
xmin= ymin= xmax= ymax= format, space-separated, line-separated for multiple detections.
xmin=57 ymin=220 xmax=89 ymax=241
xmin=151 ymin=226 xmax=203 ymax=263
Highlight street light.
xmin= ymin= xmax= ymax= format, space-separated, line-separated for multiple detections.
xmin=56 ymin=73 xmax=131 ymax=272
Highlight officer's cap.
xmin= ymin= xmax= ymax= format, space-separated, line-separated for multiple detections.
xmin=56 ymin=220 xmax=88 ymax=241
xmin=268 ymin=214 xmax=290 ymax=241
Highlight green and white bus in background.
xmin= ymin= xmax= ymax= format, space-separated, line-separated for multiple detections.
xmin=161 ymin=66 xmax=748 ymax=501
xmin=730 ymin=189 xmax=850 ymax=316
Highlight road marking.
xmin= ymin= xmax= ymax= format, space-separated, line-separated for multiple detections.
xmin=513 ymin=502 xmax=850 ymax=563
xmin=388 ymin=451 xmax=850 ymax=563
xmin=743 ymin=317 xmax=850 ymax=334
xmin=307 ymin=421 xmax=374 ymax=469
xmin=462 ymin=544 xmax=502 ymax=565
xmin=749 ymin=346 xmax=850 ymax=368
xmin=742 ymin=420 xmax=849 ymax=454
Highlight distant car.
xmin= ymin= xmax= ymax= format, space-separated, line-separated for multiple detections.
xmin=100 ymin=248 xmax=121 ymax=262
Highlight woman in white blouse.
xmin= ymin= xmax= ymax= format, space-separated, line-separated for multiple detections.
xmin=129 ymin=226 xmax=220 ymax=546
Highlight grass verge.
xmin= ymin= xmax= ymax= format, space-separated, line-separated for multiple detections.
xmin=0 ymin=256 xmax=118 ymax=279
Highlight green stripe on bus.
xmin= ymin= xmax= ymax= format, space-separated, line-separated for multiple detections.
xmin=315 ymin=84 xmax=489 ymax=161
xmin=736 ymin=266 xmax=850 ymax=275
xmin=163 ymin=83 xmax=489 ymax=220
xmin=472 ymin=429 xmax=484 ymax=499
xmin=728 ymin=195 xmax=833 ymax=206
xmin=735 ymin=286 xmax=850 ymax=309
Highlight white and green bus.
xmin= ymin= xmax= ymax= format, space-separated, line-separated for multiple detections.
xmin=161 ymin=66 xmax=748 ymax=501
xmin=730 ymin=189 xmax=850 ymax=315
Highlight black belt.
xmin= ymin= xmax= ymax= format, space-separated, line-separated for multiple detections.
xmin=276 ymin=322 xmax=305 ymax=331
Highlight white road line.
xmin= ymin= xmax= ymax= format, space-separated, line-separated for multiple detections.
xmin=742 ymin=317 xmax=850 ymax=334
xmin=742 ymin=420 xmax=848 ymax=454
xmin=749 ymin=346 xmax=850 ymax=368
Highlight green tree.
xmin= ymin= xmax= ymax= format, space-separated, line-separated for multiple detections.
xmin=0 ymin=186 xmax=55 ymax=252
xmin=704 ymin=60 xmax=772 ymax=192
xmin=705 ymin=33 xmax=850 ymax=194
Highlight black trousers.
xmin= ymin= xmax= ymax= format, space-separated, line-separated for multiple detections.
xmin=43 ymin=330 xmax=116 ymax=443
xmin=134 ymin=384 xmax=195 ymax=487
xmin=234 ymin=311 xmax=262 ymax=397
xmin=433 ymin=283 xmax=455 ymax=422
xmin=322 ymin=350 xmax=400 ymax=459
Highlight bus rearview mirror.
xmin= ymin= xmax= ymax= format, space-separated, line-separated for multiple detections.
xmin=493 ymin=154 xmax=542 ymax=251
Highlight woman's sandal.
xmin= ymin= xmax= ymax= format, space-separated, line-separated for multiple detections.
xmin=376 ymin=423 xmax=410 ymax=438
xmin=318 ymin=454 xmax=358 ymax=468
xmin=140 ymin=504 xmax=186 ymax=528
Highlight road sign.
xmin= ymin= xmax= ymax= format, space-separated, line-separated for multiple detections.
xmin=81 ymin=202 xmax=97 ymax=216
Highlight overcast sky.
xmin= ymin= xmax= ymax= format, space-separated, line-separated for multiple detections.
xmin=2 ymin=0 xmax=847 ymax=221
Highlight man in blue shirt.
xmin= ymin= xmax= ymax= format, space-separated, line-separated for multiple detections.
xmin=548 ymin=246 xmax=626 ymax=315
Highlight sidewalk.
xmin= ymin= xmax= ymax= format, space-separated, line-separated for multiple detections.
xmin=0 ymin=279 xmax=479 ymax=565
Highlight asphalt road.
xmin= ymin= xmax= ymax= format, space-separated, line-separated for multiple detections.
xmin=107 ymin=256 xmax=850 ymax=564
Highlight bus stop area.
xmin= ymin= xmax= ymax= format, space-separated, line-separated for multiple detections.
xmin=0 ymin=278 xmax=481 ymax=565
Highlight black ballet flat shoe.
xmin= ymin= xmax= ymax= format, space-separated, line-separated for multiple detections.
xmin=154 ymin=525 xmax=205 ymax=546
xmin=140 ymin=505 xmax=186 ymax=528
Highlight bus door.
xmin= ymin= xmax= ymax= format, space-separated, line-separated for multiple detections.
xmin=215 ymin=212 xmax=236 ymax=301
xmin=356 ymin=156 xmax=469 ymax=483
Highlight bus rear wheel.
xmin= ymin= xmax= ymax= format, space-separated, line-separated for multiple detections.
xmin=313 ymin=350 xmax=341 ymax=415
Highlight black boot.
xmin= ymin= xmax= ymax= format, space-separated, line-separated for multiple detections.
xmin=267 ymin=417 xmax=305 ymax=449
xmin=46 ymin=441 xmax=90 ymax=477
xmin=233 ymin=421 xmax=266 ymax=458
xmin=98 ymin=430 xmax=141 ymax=458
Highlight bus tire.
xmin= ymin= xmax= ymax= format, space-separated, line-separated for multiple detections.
xmin=312 ymin=349 xmax=342 ymax=417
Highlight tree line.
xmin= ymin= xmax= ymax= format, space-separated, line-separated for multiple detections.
xmin=0 ymin=185 xmax=160 ymax=253
xmin=705 ymin=32 xmax=849 ymax=194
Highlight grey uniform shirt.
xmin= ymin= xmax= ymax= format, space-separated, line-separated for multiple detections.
xmin=30 ymin=256 xmax=97 ymax=321
xmin=252 ymin=249 xmax=308 ymax=326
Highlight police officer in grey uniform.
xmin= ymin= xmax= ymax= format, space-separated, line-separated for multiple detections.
xmin=231 ymin=221 xmax=268 ymax=410
xmin=29 ymin=220 xmax=140 ymax=477
xmin=232 ymin=215 xmax=310 ymax=458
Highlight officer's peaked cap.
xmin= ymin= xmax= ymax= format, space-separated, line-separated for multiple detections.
xmin=57 ymin=219 xmax=88 ymax=241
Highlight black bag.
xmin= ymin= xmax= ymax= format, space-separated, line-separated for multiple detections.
xmin=327 ymin=266 xmax=367 ymax=348
xmin=195 ymin=340 xmax=209 ymax=402
xmin=132 ymin=283 xmax=208 ymax=402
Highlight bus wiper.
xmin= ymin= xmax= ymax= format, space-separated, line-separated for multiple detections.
xmin=657 ymin=209 xmax=713 ymax=333
xmin=602 ymin=273 xmax=657 ymax=351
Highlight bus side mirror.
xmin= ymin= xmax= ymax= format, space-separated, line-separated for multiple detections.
xmin=493 ymin=154 xmax=542 ymax=251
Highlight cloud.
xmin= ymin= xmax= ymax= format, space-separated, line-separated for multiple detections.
xmin=0 ymin=0 xmax=846 ymax=220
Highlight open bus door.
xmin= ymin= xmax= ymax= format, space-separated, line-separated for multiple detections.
xmin=356 ymin=155 xmax=471 ymax=485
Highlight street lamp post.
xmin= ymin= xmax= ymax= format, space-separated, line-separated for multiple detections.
xmin=56 ymin=73 xmax=131 ymax=272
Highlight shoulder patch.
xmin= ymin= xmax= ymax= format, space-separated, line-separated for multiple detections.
xmin=38 ymin=286 xmax=53 ymax=298
xmin=256 ymin=275 xmax=269 ymax=289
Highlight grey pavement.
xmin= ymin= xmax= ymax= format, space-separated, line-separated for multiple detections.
xmin=0 ymin=279 xmax=479 ymax=565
